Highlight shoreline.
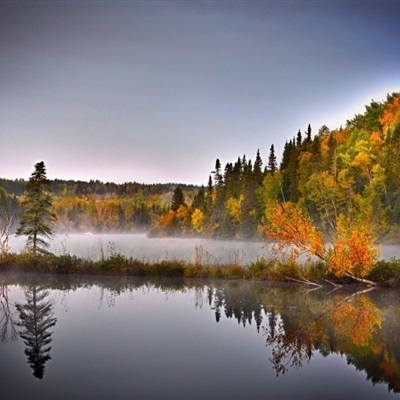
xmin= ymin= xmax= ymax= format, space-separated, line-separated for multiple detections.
xmin=1 ymin=251 xmax=399 ymax=288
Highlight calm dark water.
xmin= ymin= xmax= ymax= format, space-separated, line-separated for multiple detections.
xmin=1 ymin=273 xmax=399 ymax=400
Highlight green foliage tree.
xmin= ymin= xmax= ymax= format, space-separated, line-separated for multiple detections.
xmin=16 ymin=161 xmax=56 ymax=254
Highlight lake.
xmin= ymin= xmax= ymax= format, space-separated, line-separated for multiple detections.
xmin=7 ymin=233 xmax=400 ymax=265
xmin=1 ymin=273 xmax=399 ymax=400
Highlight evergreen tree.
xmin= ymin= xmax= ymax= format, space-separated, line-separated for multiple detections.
xmin=16 ymin=285 xmax=57 ymax=379
xmin=16 ymin=162 xmax=56 ymax=254
xmin=267 ymin=144 xmax=277 ymax=175
xmin=171 ymin=186 xmax=185 ymax=212
xmin=296 ymin=129 xmax=303 ymax=147
xmin=213 ymin=158 xmax=223 ymax=189
xmin=192 ymin=186 xmax=206 ymax=210
xmin=253 ymin=149 xmax=263 ymax=185
xmin=280 ymin=141 xmax=292 ymax=170
xmin=306 ymin=124 xmax=312 ymax=143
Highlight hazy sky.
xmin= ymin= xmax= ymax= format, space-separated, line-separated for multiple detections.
xmin=1 ymin=1 xmax=399 ymax=185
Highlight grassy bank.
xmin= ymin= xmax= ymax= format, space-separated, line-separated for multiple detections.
xmin=1 ymin=251 xmax=400 ymax=287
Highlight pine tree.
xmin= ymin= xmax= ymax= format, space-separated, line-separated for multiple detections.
xmin=296 ymin=129 xmax=302 ymax=147
xmin=192 ymin=186 xmax=206 ymax=210
xmin=16 ymin=285 xmax=57 ymax=379
xmin=171 ymin=186 xmax=185 ymax=212
xmin=267 ymin=144 xmax=277 ymax=175
xmin=16 ymin=162 xmax=56 ymax=254
xmin=253 ymin=149 xmax=263 ymax=185
xmin=306 ymin=124 xmax=312 ymax=143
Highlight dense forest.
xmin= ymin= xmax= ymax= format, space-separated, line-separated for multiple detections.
xmin=154 ymin=92 xmax=400 ymax=243
xmin=1 ymin=92 xmax=400 ymax=242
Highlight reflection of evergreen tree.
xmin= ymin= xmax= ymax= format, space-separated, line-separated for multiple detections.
xmin=16 ymin=286 xmax=57 ymax=379
xmin=208 ymin=283 xmax=264 ymax=331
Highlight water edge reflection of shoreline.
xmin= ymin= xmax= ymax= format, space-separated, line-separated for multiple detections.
xmin=1 ymin=273 xmax=399 ymax=399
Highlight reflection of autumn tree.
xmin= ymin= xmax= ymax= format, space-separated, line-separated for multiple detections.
xmin=264 ymin=290 xmax=382 ymax=377
xmin=0 ymin=282 xmax=17 ymax=342
xmin=329 ymin=295 xmax=381 ymax=347
xmin=16 ymin=286 xmax=57 ymax=379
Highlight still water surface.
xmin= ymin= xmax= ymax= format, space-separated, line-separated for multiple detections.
xmin=1 ymin=273 xmax=399 ymax=400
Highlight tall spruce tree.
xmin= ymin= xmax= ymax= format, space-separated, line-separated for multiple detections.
xmin=16 ymin=161 xmax=56 ymax=254
xmin=16 ymin=285 xmax=57 ymax=379
xmin=170 ymin=186 xmax=185 ymax=212
xmin=253 ymin=149 xmax=263 ymax=185
xmin=267 ymin=144 xmax=277 ymax=175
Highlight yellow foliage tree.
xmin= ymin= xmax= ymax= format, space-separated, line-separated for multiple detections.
xmin=176 ymin=205 xmax=191 ymax=232
xmin=327 ymin=215 xmax=378 ymax=280
xmin=191 ymin=208 xmax=205 ymax=233
xmin=225 ymin=195 xmax=244 ymax=224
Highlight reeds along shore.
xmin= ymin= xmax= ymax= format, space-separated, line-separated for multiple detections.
xmin=1 ymin=251 xmax=400 ymax=288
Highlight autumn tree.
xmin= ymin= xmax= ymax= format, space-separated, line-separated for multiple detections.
xmin=327 ymin=215 xmax=378 ymax=281
xmin=263 ymin=202 xmax=378 ymax=284
xmin=263 ymin=201 xmax=326 ymax=261
xmin=16 ymin=161 xmax=56 ymax=254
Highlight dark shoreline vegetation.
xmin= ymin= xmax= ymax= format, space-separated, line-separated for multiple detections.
xmin=1 ymin=251 xmax=400 ymax=288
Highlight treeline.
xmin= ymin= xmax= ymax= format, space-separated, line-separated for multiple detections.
xmin=155 ymin=92 xmax=400 ymax=242
xmin=0 ymin=178 xmax=199 ymax=233
xmin=0 ymin=178 xmax=198 ymax=198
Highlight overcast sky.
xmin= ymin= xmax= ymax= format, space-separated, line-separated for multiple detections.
xmin=1 ymin=1 xmax=399 ymax=185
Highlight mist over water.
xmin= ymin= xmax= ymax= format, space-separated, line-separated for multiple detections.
xmin=8 ymin=234 xmax=400 ymax=265
xmin=8 ymin=234 xmax=268 ymax=265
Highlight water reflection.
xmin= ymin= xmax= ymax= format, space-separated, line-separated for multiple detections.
xmin=1 ymin=273 xmax=400 ymax=396
xmin=264 ymin=288 xmax=382 ymax=376
xmin=16 ymin=284 xmax=57 ymax=379
xmin=0 ymin=282 xmax=17 ymax=342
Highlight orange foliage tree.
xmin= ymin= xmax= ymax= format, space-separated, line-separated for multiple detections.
xmin=329 ymin=295 xmax=381 ymax=347
xmin=327 ymin=215 xmax=378 ymax=280
xmin=263 ymin=202 xmax=378 ymax=283
xmin=264 ymin=201 xmax=326 ymax=261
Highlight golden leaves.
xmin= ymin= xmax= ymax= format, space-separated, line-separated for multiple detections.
xmin=328 ymin=215 xmax=378 ymax=278
xmin=264 ymin=201 xmax=326 ymax=261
